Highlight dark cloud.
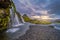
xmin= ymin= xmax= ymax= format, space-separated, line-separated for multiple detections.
xmin=30 ymin=0 xmax=47 ymax=5
xmin=46 ymin=0 xmax=60 ymax=15
xmin=13 ymin=0 xmax=60 ymax=19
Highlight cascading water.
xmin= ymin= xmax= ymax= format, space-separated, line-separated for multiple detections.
xmin=21 ymin=15 xmax=25 ymax=23
xmin=9 ymin=6 xmax=25 ymax=27
xmin=15 ymin=13 xmax=20 ymax=24
xmin=0 ymin=0 xmax=30 ymax=40
xmin=10 ymin=6 xmax=22 ymax=27
xmin=5 ymin=3 xmax=30 ymax=40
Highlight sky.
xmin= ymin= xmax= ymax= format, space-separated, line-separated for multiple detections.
xmin=13 ymin=0 xmax=60 ymax=20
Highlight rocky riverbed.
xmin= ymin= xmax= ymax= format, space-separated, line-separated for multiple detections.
xmin=14 ymin=25 xmax=60 ymax=40
xmin=0 ymin=24 xmax=60 ymax=40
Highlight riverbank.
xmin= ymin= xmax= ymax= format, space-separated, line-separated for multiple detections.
xmin=14 ymin=25 xmax=60 ymax=40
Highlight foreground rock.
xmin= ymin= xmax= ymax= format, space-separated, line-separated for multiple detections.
xmin=15 ymin=25 xmax=60 ymax=40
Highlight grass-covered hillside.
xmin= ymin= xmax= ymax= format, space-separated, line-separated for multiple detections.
xmin=22 ymin=14 xmax=51 ymax=24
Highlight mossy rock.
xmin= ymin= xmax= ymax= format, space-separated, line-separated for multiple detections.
xmin=0 ymin=8 xmax=10 ymax=31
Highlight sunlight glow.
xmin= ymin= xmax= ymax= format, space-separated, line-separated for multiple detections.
xmin=31 ymin=15 xmax=53 ymax=20
xmin=40 ymin=16 xmax=49 ymax=19
xmin=32 ymin=16 xmax=40 ymax=19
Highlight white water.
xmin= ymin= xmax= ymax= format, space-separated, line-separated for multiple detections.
xmin=50 ymin=23 xmax=60 ymax=30
xmin=15 ymin=13 xmax=20 ymax=24
xmin=6 ymin=28 xmax=20 ymax=33
xmin=10 ymin=6 xmax=25 ymax=27
xmin=21 ymin=16 xmax=25 ymax=23
xmin=54 ymin=26 xmax=60 ymax=30
xmin=6 ymin=5 xmax=30 ymax=40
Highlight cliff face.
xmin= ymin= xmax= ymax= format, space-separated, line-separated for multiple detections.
xmin=0 ymin=0 xmax=12 ymax=31
xmin=0 ymin=0 xmax=22 ymax=31
xmin=0 ymin=0 xmax=11 ymax=9
xmin=0 ymin=8 xmax=10 ymax=31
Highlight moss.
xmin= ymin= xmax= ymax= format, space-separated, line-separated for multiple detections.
xmin=11 ymin=1 xmax=16 ymax=13
xmin=0 ymin=8 xmax=10 ymax=31
xmin=22 ymin=14 xmax=31 ymax=22
xmin=0 ymin=0 xmax=17 ymax=31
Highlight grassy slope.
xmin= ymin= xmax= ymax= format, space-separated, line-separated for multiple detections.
xmin=22 ymin=15 xmax=51 ymax=24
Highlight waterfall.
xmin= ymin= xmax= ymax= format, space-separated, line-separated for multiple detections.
xmin=10 ymin=6 xmax=25 ymax=27
xmin=6 ymin=7 xmax=30 ymax=39
xmin=0 ymin=1 xmax=30 ymax=40
xmin=10 ymin=7 xmax=15 ymax=27
xmin=10 ymin=7 xmax=20 ymax=26
xmin=15 ymin=13 xmax=20 ymax=24
xmin=21 ymin=15 xmax=25 ymax=23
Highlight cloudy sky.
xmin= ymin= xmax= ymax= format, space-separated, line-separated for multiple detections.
xmin=13 ymin=0 xmax=60 ymax=20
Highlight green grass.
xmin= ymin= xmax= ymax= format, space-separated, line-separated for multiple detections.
xmin=22 ymin=15 xmax=52 ymax=24
xmin=22 ymin=14 xmax=31 ymax=22
xmin=30 ymin=20 xmax=51 ymax=24
xmin=23 ymin=15 xmax=51 ymax=24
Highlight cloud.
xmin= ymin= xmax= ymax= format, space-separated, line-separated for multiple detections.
xmin=46 ymin=0 xmax=60 ymax=14
xmin=13 ymin=0 xmax=60 ymax=19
